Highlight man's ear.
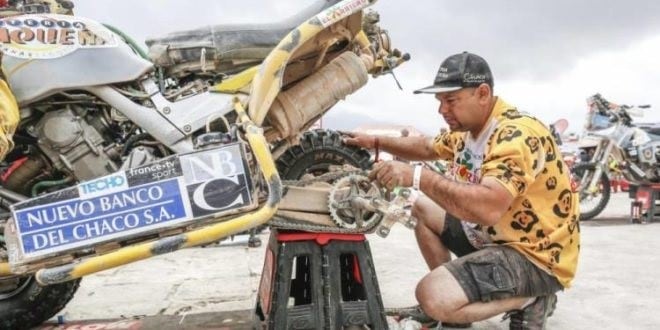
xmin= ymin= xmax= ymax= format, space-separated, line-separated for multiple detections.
xmin=478 ymin=83 xmax=492 ymax=102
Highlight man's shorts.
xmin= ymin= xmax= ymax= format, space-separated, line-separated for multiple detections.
xmin=440 ymin=215 xmax=564 ymax=303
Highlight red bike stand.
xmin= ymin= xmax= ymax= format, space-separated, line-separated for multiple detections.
xmin=630 ymin=184 xmax=660 ymax=223
xmin=254 ymin=229 xmax=387 ymax=329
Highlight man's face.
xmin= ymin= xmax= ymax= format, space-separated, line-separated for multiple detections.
xmin=435 ymin=87 xmax=481 ymax=132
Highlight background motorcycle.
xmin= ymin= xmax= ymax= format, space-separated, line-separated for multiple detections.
xmin=0 ymin=0 xmax=409 ymax=328
xmin=573 ymin=93 xmax=654 ymax=220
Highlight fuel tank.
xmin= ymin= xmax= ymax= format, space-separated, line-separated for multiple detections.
xmin=0 ymin=14 xmax=153 ymax=105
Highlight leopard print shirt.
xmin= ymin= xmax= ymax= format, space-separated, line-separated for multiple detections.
xmin=433 ymin=97 xmax=580 ymax=288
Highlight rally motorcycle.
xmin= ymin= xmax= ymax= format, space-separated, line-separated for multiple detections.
xmin=573 ymin=93 xmax=655 ymax=220
xmin=0 ymin=1 xmax=415 ymax=328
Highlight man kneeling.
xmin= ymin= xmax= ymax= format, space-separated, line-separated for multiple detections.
xmin=345 ymin=52 xmax=580 ymax=329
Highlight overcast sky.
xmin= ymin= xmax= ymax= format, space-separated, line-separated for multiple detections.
xmin=75 ymin=0 xmax=660 ymax=136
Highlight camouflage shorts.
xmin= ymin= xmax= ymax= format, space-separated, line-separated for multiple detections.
xmin=441 ymin=215 xmax=563 ymax=303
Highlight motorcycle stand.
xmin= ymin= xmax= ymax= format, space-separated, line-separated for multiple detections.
xmin=253 ymin=229 xmax=387 ymax=329
xmin=630 ymin=184 xmax=660 ymax=224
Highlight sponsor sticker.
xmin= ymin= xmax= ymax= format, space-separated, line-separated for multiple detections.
xmin=15 ymin=179 xmax=187 ymax=257
xmin=78 ymin=172 xmax=128 ymax=199
xmin=10 ymin=143 xmax=254 ymax=260
xmin=180 ymin=146 xmax=252 ymax=217
xmin=0 ymin=14 xmax=118 ymax=59
xmin=316 ymin=0 xmax=370 ymax=27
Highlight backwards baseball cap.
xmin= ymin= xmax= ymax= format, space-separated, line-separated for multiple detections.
xmin=414 ymin=51 xmax=493 ymax=94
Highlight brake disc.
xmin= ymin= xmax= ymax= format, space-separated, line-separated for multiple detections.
xmin=328 ymin=174 xmax=383 ymax=229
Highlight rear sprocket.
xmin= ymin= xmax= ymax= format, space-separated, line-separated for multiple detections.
xmin=328 ymin=174 xmax=383 ymax=229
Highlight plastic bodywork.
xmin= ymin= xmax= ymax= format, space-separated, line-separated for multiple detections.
xmin=1 ymin=15 xmax=153 ymax=105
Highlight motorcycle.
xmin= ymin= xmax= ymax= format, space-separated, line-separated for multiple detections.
xmin=0 ymin=1 xmax=414 ymax=328
xmin=573 ymin=93 xmax=654 ymax=220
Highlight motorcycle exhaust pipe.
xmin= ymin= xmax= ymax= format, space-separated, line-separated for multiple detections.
xmin=265 ymin=51 xmax=369 ymax=142
xmin=30 ymin=99 xmax=282 ymax=285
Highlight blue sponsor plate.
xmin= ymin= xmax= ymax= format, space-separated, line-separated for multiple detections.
xmin=10 ymin=143 xmax=255 ymax=261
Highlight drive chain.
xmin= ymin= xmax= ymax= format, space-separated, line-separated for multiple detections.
xmin=268 ymin=215 xmax=380 ymax=234
xmin=281 ymin=169 xmax=368 ymax=187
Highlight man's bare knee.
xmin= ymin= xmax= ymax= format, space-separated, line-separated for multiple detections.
xmin=415 ymin=267 xmax=467 ymax=321
xmin=416 ymin=282 xmax=451 ymax=321
xmin=412 ymin=196 xmax=446 ymax=233
xmin=411 ymin=198 xmax=427 ymax=221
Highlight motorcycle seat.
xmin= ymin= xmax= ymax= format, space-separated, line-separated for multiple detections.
xmin=145 ymin=0 xmax=342 ymax=75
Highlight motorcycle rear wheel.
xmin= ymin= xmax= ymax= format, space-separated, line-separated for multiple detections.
xmin=571 ymin=163 xmax=611 ymax=220
xmin=241 ymin=130 xmax=372 ymax=237
xmin=276 ymin=129 xmax=372 ymax=180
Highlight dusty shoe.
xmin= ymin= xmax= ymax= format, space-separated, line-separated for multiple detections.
xmin=394 ymin=306 xmax=472 ymax=329
xmin=506 ymin=294 xmax=557 ymax=330
xmin=396 ymin=305 xmax=438 ymax=328
xmin=440 ymin=321 xmax=472 ymax=328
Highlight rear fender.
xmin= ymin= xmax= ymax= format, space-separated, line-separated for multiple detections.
xmin=247 ymin=0 xmax=377 ymax=126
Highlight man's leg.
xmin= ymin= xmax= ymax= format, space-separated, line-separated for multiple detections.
xmin=408 ymin=195 xmax=474 ymax=328
xmin=416 ymin=246 xmax=563 ymax=325
xmin=416 ymin=266 xmax=528 ymax=323
xmin=411 ymin=195 xmax=450 ymax=269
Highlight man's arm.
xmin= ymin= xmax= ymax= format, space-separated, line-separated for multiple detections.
xmin=369 ymin=124 xmax=543 ymax=227
xmin=416 ymin=124 xmax=543 ymax=226
xmin=343 ymin=132 xmax=439 ymax=161
xmin=368 ymin=161 xmax=514 ymax=226
xmin=419 ymin=170 xmax=514 ymax=226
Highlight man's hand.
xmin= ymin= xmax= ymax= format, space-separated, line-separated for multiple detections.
xmin=369 ymin=161 xmax=414 ymax=190
xmin=342 ymin=131 xmax=378 ymax=149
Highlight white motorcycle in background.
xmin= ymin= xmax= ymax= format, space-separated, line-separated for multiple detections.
xmin=573 ymin=94 xmax=655 ymax=220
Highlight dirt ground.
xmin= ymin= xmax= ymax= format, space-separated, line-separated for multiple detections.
xmin=44 ymin=192 xmax=659 ymax=329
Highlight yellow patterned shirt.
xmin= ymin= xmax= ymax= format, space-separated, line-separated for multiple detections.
xmin=433 ymin=97 xmax=580 ymax=288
